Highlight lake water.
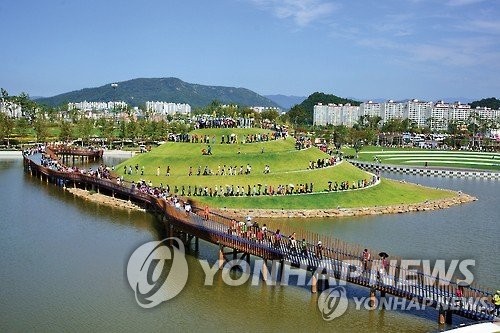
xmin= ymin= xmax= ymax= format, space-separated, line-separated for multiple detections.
xmin=0 ymin=157 xmax=498 ymax=332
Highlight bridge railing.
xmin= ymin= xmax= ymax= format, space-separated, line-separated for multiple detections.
xmin=47 ymin=145 xmax=103 ymax=157
xmin=23 ymin=153 xmax=496 ymax=319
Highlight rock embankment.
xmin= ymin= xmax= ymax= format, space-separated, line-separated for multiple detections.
xmin=65 ymin=187 xmax=476 ymax=220
xmin=65 ymin=187 xmax=145 ymax=212
xmin=215 ymin=193 xmax=476 ymax=219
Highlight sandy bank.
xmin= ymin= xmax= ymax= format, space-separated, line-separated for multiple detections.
xmin=65 ymin=187 xmax=145 ymax=212
xmin=0 ymin=151 xmax=22 ymax=158
xmin=103 ymin=150 xmax=136 ymax=157
xmin=213 ymin=192 xmax=477 ymax=219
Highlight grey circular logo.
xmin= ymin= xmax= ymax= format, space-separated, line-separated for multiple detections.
xmin=126 ymin=237 xmax=188 ymax=308
xmin=317 ymin=286 xmax=348 ymax=321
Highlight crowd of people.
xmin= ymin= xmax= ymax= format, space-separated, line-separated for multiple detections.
xmin=187 ymin=163 xmax=257 ymax=177
xmin=327 ymin=175 xmax=379 ymax=191
xmin=308 ymin=156 xmax=340 ymax=169
xmin=295 ymin=136 xmax=313 ymax=150
xmin=160 ymin=182 xmax=316 ymax=197
xmin=194 ymin=116 xmax=240 ymax=129
xmin=170 ymin=131 xmax=288 ymax=145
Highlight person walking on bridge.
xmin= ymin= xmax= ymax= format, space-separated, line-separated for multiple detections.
xmin=493 ymin=290 xmax=500 ymax=316
xmin=315 ymin=241 xmax=323 ymax=259
xmin=203 ymin=205 xmax=210 ymax=220
xmin=362 ymin=249 xmax=371 ymax=272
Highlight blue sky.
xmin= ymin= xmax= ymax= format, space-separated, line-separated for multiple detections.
xmin=1 ymin=0 xmax=499 ymax=101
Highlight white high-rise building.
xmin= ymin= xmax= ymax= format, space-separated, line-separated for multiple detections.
xmin=360 ymin=101 xmax=382 ymax=118
xmin=146 ymin=101 xmax=191 ymax=115
xmin=341 ymin=104 xmax=361 ymax=127
xmin=314 ymin=99 xmax=498 ymax=131
xmin=404 ymin=99 xmax=432 ymax=127
xmin=250 ymin=106 xmax=281 ymax=113
xmin=0 ymin=100 xmax=22 ymax=118
xmin=476 ymin=107 xmax=500 ymax=121
xmin=313 ymin=103 xmax=360 ymax=126
xmin=68 ymin=101 xmax=127 ymax=111
xmin=381 ymin=100 xmax=405 ymax=122
xmin=448 ymin=102 xmax=472 ymax=122
xmin=429 ymin=101 xmax=450 ymax=131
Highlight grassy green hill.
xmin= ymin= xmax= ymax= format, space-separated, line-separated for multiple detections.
xmin=115 ymin=128 xmax=458 ymax=209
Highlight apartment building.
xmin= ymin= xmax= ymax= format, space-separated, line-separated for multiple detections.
xmin=145 ymin=101 xmax=191 ymax=115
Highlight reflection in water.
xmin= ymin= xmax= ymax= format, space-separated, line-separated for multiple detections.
xmin=0 ymin=158 xmax=494 ymax=332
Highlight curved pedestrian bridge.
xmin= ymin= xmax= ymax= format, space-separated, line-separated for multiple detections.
xmin=22 ymin=147 xmax=498 ymax=324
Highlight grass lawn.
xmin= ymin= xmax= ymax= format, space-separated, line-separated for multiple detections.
xmin=343 ymin=146 xmax=500 ymax=171
xmin=191 ymin=179 xmax=455 ymax=209
xmin=115 ymin=129 xmax=459 ymax=210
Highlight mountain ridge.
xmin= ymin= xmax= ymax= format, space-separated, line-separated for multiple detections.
xmin=35 ymin=77 xmax=280 ymax=109
xmin=264 ymin=94 xmax=307 ymax=110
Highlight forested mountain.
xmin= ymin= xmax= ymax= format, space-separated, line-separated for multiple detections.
xmin=287 ymin=92 xmax=361 ymax=125
xmin=35 ymin=77 xmax=279 ymax=108
xmin=470 ymin=97 xmax=500 ymax=110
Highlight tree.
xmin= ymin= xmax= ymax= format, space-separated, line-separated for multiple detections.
xmin=353 ymin=139 xmax=363 ymax=158
xmin=100 ymin=119 xmax=115 ymax=148
xmin=286 ymin=105 xmax=309 ymax=127
xmin=333 ymin=125 xmax=348 ymax=148
xmin=354 ymin=115 xmax=381 ymax=130
xmin=59 ymin=120 xmax=73 ymax=142
xmin=1 ymin=115 xmax=14 ymax=147
xmin=75 ymin=117 xmax=93 ymax=145
xmin=15 ymin=118 xmax=30 ymax=137
xmin=470 ymin=97 xmax=500 ymax=110
xmin=260 ymin=109 xmax=279 ymax=123
xmin=118 ymin=120 xmax=128 ymax=140
xmin=127 ymin=120 xmax=140 ymax=143
xmin=33 ymin=117 xmax=49 ymax=143
xmin=402 ymin=118 xmax=418 ymax=132
xmin=381 ymin=118 xmax=405 ymax=133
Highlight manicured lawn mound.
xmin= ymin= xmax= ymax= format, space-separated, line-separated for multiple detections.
xmin=114 ymin=129 xmax=459 ymax=210
xmin=115 ymin=128 xmax=353 ymax=187
xmin=344 ymin=146 xmax=500 ymax=171
xmin=141 ymin=140 xmax=324 ymax=173
xmin=192 ymin=179 xmax=457 ymax=209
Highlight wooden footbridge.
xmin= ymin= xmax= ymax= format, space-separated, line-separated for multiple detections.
xmin=22 ymin=147 xmax=498 ymax=325
xmin=48 ymin=145 xmax=103 ymax=163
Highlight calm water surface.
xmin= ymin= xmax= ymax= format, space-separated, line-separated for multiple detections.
xmin=0 ymin=158 xmax=498 ymax=332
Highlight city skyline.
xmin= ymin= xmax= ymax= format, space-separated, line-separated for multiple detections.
xmin=1 ymin=0 xmax=499 ymax=101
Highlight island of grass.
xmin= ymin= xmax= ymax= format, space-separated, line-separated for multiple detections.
xmin=114 ymin=128 xmax=474 ymax=216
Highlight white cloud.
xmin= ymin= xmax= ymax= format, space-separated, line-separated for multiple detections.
xmin=446 ymin=0 xmax=487 ymax=6
xmin=467 ymin=19 xmax=500 ymax=34
xmin=249 ymin=0 xmax=337 ymax=27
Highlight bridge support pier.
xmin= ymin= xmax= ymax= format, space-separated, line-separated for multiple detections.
xmin=167 ymin=224 xmax=174 ymax=246
xmin=318 ymin=275 xmax=329 ymax=292
xmin=380 ymin=291 xmax=386 ymax=309
xmin=311 ymin=273 xmax=318 ymax=293
xmin=369 ymin=288 xmax=377 ymax=309
xmin=439 ymin=305 xmax=445 ymax=324
xmin=194 ymin=237 xmax=199 ymax=252
xmin=438 ymin=305 xmax=452 ymax=325
xmin=445 ymin=309 xmax=453 ymax=325
xmin=218 ymin=246 xmax=225 ymax=269
xmin=261 ymin=259 xmax=268 ymax=282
